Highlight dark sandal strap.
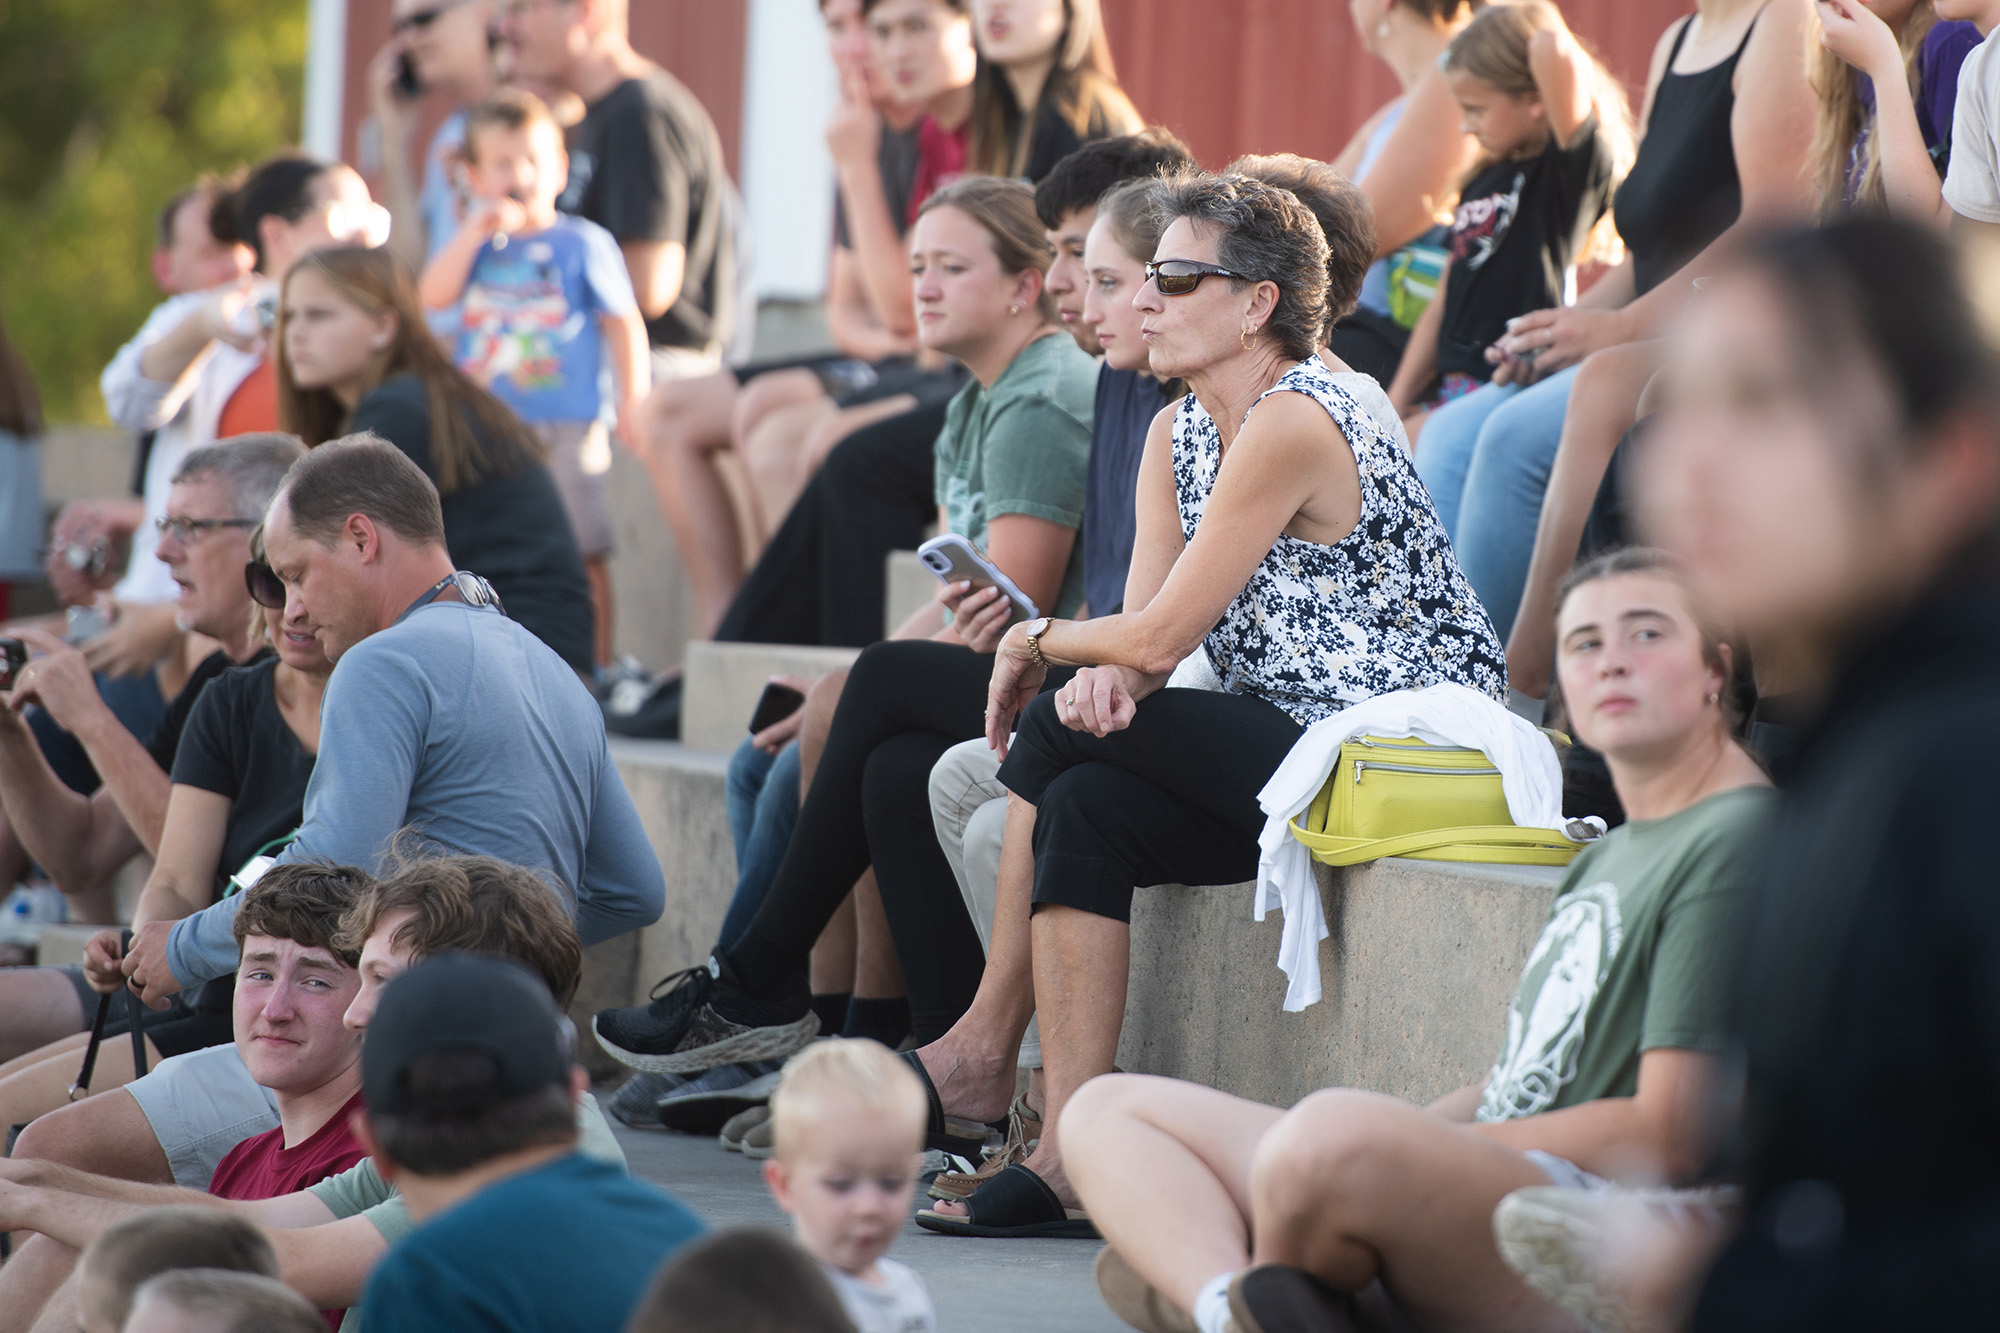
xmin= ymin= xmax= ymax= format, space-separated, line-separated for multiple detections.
xmin=966 ymin=1163 xmax=1073 ymax=1229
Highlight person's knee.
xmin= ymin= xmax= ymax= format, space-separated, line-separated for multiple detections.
xmin=800 ymin=669 xmax=849 ymax=747
xmin=1251 ymin=1090 xmax=1409 ymax=1224
xmin=1060 ymin=1071 xmax=1154 ymax=1149
xmin=12 ymin=1098 xmax=110 ymax=1170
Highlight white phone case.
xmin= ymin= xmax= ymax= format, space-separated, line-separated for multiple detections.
xmin=916 ymin=533 xmax=1040 ymax=627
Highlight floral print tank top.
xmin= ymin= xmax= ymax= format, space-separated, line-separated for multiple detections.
xmin=1172 ymin=357 xmax=1507 ymax=725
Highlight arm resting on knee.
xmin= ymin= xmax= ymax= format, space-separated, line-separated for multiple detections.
xmin=1468 ymin=1048 xmax=1717 ymax=1183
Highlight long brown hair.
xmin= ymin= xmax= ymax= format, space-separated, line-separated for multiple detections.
xmin=276 ymin=247 xmax=542 ymax=494
xmin=967 ymin=0 xmax=1141 ymax=178
xmin=1808 ymin=2 xmax=1937 ymax=217
xmin=0 ymin=310 xmax=43 ymax=439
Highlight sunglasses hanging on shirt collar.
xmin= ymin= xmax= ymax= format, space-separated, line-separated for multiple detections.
xmin=243 ymin=562 xmax=505 ymax=619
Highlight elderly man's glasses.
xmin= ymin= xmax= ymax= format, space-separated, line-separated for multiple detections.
xmin=1145 ymin=260 xmax=1256 ymax=296
xmin=156 ymin=516 xmax=257 ymax=544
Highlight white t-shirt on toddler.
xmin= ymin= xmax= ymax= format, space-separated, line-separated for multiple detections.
xmin=823 ymin=1257 xmax=936 ymax=1333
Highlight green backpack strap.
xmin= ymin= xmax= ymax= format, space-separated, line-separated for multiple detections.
xmin=1290 ymin=815 xmax=1583 ymax=867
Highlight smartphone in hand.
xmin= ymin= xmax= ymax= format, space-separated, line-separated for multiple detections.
xmin=748 ymin=682 xmax=807 ymax=735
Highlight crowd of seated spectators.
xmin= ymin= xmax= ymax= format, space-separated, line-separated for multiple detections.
xmin=3 ymin=0 xmax=2000 ymax=1328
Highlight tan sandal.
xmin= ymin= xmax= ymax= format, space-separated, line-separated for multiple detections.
xmin=928 ymin=1094 xmax=1042 ymax=1201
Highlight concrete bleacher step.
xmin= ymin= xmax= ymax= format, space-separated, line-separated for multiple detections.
xmin=679 ymin=642 xmax=861 ymax=755
xmin=593 ymin=739 xmax=1566 ymax=1108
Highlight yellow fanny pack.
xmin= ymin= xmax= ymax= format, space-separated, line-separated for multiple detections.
xmin=1288 ymin=734 xmax=1588 ymax=867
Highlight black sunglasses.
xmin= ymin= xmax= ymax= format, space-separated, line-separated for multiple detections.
xmin=246 ymin=560 xmax=286 ymax=611
xmin=1144 ymin=259 xmax=1258 ymax=296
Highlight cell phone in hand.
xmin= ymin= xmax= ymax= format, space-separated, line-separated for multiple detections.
xmin=0 ymin=638 xmax=25 ymax=690
xmin=748 ymin=682 xmax=807 ymax=735
xmin=917 ymin=534 xmax=1039 ymax=629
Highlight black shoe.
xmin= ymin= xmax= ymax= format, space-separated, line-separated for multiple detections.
xmin=1228 ymin=1265 xmax=1363 ymax=1333
xmin=603 ymin=673 xmax=681 ymax=740
xmin=593 ymin=958 xmax=819 ymax=1075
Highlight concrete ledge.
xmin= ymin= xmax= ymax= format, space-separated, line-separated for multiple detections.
xmin=680 ymin=641 xmax=860 ymax=754
xmin=1119 ymin=860 xmax=1563 ymax=1108
xmin=601 ymin=738 xmax=1565 ymax=1107
xmin=35 ymin=923 xmax=98 ymax=968
xmin=885 ymin=549 xmax=936 ymax=636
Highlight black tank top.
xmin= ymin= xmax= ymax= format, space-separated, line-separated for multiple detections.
xmin=1612 ymin=10 xmax=1763 ymax=296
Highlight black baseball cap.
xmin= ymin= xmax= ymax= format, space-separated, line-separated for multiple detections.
xmin=362 ymin=953 xmax=571 ymax=1116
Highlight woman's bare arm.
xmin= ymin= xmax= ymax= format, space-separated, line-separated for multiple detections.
xmin=1357 ymin=66 xmax=1481 ymax=256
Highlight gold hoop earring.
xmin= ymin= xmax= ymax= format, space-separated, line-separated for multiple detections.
xmin=1241 ymin=325 xmax=1254 ymax=351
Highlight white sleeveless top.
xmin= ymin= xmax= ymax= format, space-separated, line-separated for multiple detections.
xmin=1171 ymin=358 xmax=1507 ymax=726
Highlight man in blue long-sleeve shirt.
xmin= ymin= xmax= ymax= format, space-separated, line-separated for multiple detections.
xmin=52 ymin=434 xmax=664 ymax=1199
xmin=114 ymin=432 xmax=665 ymax=1001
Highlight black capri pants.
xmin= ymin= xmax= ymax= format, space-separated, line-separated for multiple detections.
xmin=997 ymin=687 xmax=1304 ymax=922
xmin=722 ymin=639 xmax=1074 ymax=1042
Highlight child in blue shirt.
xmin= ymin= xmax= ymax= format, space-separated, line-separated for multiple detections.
xmin=421 ymin=89 xmax=648 ymax=667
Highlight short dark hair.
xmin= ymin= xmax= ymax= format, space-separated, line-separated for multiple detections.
xmin=128 ymin=1269 xmax=324 ymax=1333
xmin=209 ymin=155 xmax=331 ymax=272
xmin=369 ymin=1047 xmax=577 ymax=1176
xmin=1146 ymin=171 xmax=1332 ymax=362
xmin=277 ymin=431 xmax=447 ymax=548
xmin=463 ymin=88 xmax=561 ymax=163
xmin=80 ymin=1208 xmax=278 ymax=1333
xmin=334 ymin=853 xmax=584 ymax=1006
xmin=1227 ymin=153 xmax=1376 ymax=331
xmin=231 ymin=863 xmax=372 ymax=967
xmin=1033 ymin=127 xmax=1199 ymax=230
xmin=625 ymin=1230 xmax=855 ymax=1333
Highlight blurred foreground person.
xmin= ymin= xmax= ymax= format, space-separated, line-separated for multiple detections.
xmin=1635 ymin=218 xmax=2000 ymax=1329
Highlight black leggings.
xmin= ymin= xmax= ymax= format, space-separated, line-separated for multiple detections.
xmin=998 ymin=687 xmax=1304 ymax=921
xmin=721 ymin=640 xmax=1075 ymax=1041
xmin=716 ymin=402 xmax=943 ymax=648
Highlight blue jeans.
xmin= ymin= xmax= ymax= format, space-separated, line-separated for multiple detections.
xmin=1412 ymin=365 xmax=1579 ymax=640
xmin=720 ymin=737 xmax=802 ymax=952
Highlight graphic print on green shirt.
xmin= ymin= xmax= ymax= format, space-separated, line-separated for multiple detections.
xmin=1475 ymin=785 xmax=1773 ymax=1123
xmin=932 ymin=331 xmax=1097 ymax=619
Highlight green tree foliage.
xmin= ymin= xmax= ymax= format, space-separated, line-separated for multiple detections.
xmin=0 ymin=0 xmax=307 ymax=422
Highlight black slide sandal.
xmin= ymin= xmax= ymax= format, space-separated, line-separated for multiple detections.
xmin=898 ymin=1050 xmax=1000 ymax=1158
xmin=914 ymin=1163 xmax=1099 ymax=1239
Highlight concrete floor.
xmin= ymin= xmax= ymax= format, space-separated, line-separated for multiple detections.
xmin=614 ymin=1123 xmax=1126 ymax=1333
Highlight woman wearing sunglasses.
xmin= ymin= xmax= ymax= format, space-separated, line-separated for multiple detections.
xmin=0 ymin=526 xmax=330 ymax=1139
xmin=276 ymin=244 xmax=594 ymax=673
xmin=900 ymin=171 xmax=1507 ymax=1236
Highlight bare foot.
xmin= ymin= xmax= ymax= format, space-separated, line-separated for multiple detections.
xmin=914 ymin=1037 xmax=1017 ymax=1126
xmin=927 ymin=1138 xmax=1079 ymax=1218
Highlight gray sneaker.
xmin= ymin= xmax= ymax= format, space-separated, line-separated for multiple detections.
xmin=654 ymin=1061 xmax=784 ymax=1135
xmin=607 ymin=1071 xmax=691 ymax=1129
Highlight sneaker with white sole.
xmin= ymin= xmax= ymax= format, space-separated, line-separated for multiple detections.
xmin=654 ymin=1062 xmax=783 ymax=1134
xmin=1492 ymin=1184 xmax=1740 ymax=1333
xmin=592 ymin=957 xmax=819 ymax=1075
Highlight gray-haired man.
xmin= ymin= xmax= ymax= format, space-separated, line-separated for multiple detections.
xmin=0 ymin=433 xmax=307 ymax=1060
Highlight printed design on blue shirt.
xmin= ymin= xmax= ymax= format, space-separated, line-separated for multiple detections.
xmin=1478 ymin=880 xmax=1624 ymax=1120
xmin=461 ymin=242 xmax=588 ymax=395
xmin=1451 ymin=170 xmax=1526 ymax=272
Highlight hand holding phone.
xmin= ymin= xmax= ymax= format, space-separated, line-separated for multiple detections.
xmin=917 ymin=534 xmax=1038 ymax=631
